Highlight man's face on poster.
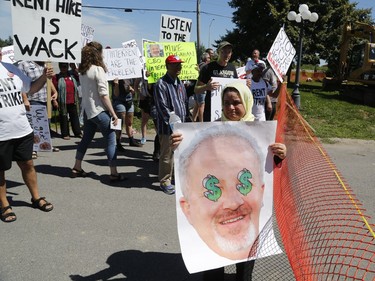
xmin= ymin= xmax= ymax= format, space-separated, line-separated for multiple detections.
xmin=180 ymin=136 xmax=265 ymax=260
xmin=150 ymin=44 xmax=161 ymax=57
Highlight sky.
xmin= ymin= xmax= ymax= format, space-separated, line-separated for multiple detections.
xmin=1 ymin=0 xmax=374 ymax=52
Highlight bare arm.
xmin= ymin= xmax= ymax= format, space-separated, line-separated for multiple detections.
xmin=28 ymin=66 xmax=54 ymax=95
xmin=194 ymin=79 xmax=219 ymax=94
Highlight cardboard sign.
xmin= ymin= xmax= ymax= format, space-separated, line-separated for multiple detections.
xmin=11 ymin=0 xmax=82 ymax=62
xmin=81 ymin=23 xmax=94 ymax=47
xmin=144 ymin=42 xmax=198 ymax=83
xmin=267 ymin=28 xmax=296 ymax=82
xmin=160 ymin=14 xmax=192 ymax=42
xmin=103 ymin=47 xmax=143 ymax=81
xmin=210 ymin=77 xmax=247 ymax=121
xmin=26 ymin=105 xmax=52 ymax=152
xmin=174 ymin=121 xmax=281 ymax=273
xmin=122 ymin=39 xmax=144 ymax=66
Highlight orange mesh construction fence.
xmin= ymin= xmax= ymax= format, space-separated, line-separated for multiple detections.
xmin=269 ymin=84 xmax=375 ymax=280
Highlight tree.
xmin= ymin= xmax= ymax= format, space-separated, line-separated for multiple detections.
xmin=220 ymin=0 xmax=373 ymax=75
xmin=0 ymin=36 xmax=13 ymax=48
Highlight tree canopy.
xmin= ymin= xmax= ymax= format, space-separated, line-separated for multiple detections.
xmin=220 ymin=0 xmax=374 ymax=75
xmin=0 ymin=36 xmax=13 ymax=48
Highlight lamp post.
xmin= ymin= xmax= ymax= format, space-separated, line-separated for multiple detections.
xmin=208 ymin=18 xmax=215 ymax=47
xmin=287 ymin=4 xmax=318 ymax=109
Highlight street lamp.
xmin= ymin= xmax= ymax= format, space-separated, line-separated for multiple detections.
xmin=287 ymin=4 xmax=319 ymax=109
xmin=208 ymin=18 xmax=215 ymax=47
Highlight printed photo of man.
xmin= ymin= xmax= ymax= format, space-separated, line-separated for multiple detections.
xmin=174 ymin=122 xmax=281 ymax=273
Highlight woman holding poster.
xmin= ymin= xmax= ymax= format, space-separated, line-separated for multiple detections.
xmin=171 ymin=81 xmax=286 ymax=280
xmin=71 ymin=42 xmax=126 ymax=183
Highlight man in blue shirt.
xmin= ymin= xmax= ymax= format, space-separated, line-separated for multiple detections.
xmin=154 ymin=55 xmax=188 ymax=195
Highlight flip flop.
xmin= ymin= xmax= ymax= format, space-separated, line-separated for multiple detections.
xmin=71 ymin=168 xmax=87 ymax=178
xmin=109 ymin=174 xmax=128 ymax=183
xmin=0 ymin=206 xmax=17 ymax=223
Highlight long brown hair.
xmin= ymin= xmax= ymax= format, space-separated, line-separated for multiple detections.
xmin=79 ymin=41 xmax=107 ymax=75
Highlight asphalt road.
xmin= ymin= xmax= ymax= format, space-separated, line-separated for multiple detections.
xmin=0 ymin=133 xmax=374 ymax=281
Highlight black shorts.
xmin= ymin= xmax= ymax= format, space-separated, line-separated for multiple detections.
xmin=139 ymin=96 xmax=152 ymax=114
xmin=0 ymin=132 xmax=34 ymax=171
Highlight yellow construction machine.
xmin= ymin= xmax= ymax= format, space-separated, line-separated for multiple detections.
xmin=339 ymin=21 xmax=375 ymax=85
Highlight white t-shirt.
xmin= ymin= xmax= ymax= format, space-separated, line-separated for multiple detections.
xmin=251 ymin=78 xmax=272 ymax=121
xmin=0 ymin=64 xmax=33 ymax=141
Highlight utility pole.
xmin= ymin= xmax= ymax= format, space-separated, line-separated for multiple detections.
xmin=196 ymin=0 xmax=201 ymax=60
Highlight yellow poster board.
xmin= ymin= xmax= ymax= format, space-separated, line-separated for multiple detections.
xmin=144 ymin=42 xmax=199 ymax=83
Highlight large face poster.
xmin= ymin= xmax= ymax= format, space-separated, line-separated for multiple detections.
xmin=173 ymin=121 xmax=282 ymax=273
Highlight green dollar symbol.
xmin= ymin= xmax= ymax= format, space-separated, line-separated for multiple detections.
xmin=236 ymin=168 xmax=253 ymax=196
xmin=203 ymin=174 xmax=222 ymax=202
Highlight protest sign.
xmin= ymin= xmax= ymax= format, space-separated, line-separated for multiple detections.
xmin=122 ymin=39 xmax=144 ymax=66
xmin=160 ymin=14 xmax=192 ymax=42
xmin=267 ymin=28 xmax=296 ymax=82
xmin=81 ymin=23 xmax=94 ymax=47
xmin=174 ymin=121 xmax=282 ymax=273
xmin=210 ymin=77 xmax=247 ymax=121
xmin=26 ymin=105 xmax=52 ymax=152
xmin=144 ymin=42 xmax=198 ymax=83
xmin=11 ymin=0 xmax=82 ymax=62
xmin=103 ymin=47 xmax=143 ymax=81
xmin=1 ymin=46 xmax=17 ymax=64
xmin=236 ymin=66 xmax=246 ymax=79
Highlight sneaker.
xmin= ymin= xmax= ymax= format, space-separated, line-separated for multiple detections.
xmin=160 ymin=183 xmax=175 ymax=195
xmin=129 ymin=140 xmax=142 ymax=147
xmin=140 ymin=138 xmax=146 ymax=145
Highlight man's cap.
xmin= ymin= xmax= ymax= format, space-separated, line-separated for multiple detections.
xmin=252 ymin=62 xmax=266 ymax=71
xmin=217 ymin=41 xmax=233 ymax=51
xmin=165 ymin=55 xmax=184 ymax=64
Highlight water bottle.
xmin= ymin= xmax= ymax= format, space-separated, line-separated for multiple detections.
xmin=169 ymin=111 xmax=181 ymax=132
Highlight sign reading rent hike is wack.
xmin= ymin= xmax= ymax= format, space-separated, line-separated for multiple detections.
xmin=11 ymin=0 xmax=82 ymax=63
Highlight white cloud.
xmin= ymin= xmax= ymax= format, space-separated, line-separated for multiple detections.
xmin=82 ymin=9 xmax=152 ymax=48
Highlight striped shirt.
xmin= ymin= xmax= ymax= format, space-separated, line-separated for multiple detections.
xmin=154 ymin=73 xmax=188 ymax=135
xmin=18 ymin=61 xmax=47 ymax=103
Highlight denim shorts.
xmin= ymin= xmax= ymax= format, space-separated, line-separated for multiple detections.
xmin=113 ymin=100 xmax=134 ymax=113
xmin=194 ymin=92 xmax=206 ymax=105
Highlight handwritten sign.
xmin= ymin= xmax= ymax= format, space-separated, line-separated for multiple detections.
xmin=210 ymin=78 xmax=247 ymax=121
xmin=160 ymin=14 xmax=192 ymax=42
xmin=81 ymin=23 xmax=94 ymax=47
xmin=103 ymin=47 xmax=143 ymax=81
xmin=11 ymin=0 xmax=82 ymax=62
xmin=144 ymin=42 xmax=198 ymax=83
xmin=26 ymin=105 xmax=52 ymax=152
xmin=267 ymin=28 xmax=296 ymax=82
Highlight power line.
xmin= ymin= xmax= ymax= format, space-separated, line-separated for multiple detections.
xmin=82 ymin=4 xmax=232 ymax=19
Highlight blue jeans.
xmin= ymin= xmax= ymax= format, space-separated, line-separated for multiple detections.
xmin=75 ymin=111 xmax=117 ymax=167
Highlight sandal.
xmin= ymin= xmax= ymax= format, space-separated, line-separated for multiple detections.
xmin=109 ymin=173 xmax=128 ymax=183
xmin=0 ymin=206 xmax=17 ymax=223
xmin=71 ymin=168 xmax=87 ymax=178
xmin=31 ymin=197 xmax=54 ymax=212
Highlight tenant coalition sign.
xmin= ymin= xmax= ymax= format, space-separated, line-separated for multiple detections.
xmin=11 ymin=0 xmax=82 ymax=62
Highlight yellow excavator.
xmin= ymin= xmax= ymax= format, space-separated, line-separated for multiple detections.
xmin=339 ymin=21 xmax=375 ymax=85
xmin=323 ymin=21 xmax=375 ymax=105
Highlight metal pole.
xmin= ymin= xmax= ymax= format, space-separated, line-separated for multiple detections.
xmin=292 ymin=22 xmax=304 ymax=109
xmin=208 ymin=18 xmax=215 ymax=47
xmin=196 ymin=0 xmax=201 ymax=60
